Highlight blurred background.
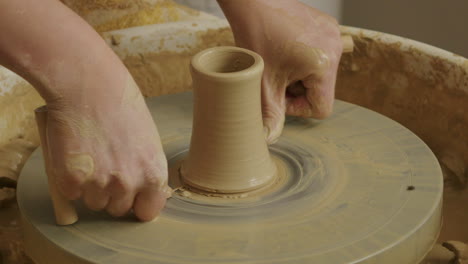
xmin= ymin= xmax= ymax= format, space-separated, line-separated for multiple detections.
xmin=175 ymin=0 xmax=468 ymax=57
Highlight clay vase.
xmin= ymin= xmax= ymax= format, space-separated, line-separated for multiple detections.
xmin=181 ymin=46 xmax=277 ymax=193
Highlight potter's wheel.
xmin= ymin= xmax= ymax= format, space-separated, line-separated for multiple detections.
xmin=18 ymin=92 xmax=442 ymax=264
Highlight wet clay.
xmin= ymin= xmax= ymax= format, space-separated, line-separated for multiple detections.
xmin=171 ymin=155 xmax=289 ymax=202
xmin=180 ymin=47 xmax=276 ymax=193
xmin=64 ymin=154 xmax=95 ymax=180
xmin=65 ymin=153 xmax=94 ymax=181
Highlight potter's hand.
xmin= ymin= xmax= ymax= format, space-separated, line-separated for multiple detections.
xmin=44 ymin=72 xmax=171 ymax=221
xmin=218 ymin=0 xmax=343 ymax=143
xmin=0 ymin=0 xmax=170 ymax=221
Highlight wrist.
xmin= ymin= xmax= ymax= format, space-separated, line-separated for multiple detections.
xmin=218 ymin=0 xmax=299 ymax=46
xmin=45 ymin=59 xmax=130 ymax=111
xmin=36 ymin=37 xmax=127 ymax=103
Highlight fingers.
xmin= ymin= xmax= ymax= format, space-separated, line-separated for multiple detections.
xmin=285 ymin=48 xmax=341 ymax=119
xmin=41 ymin=70 xmax=170 ymax=222
xmin=82 ymin=182 xmax=110 ymax=211
xmin=106 ymin=192 xmax=135 ymax=217
xmin=55 ymin=169 xmax=84 ymax=200
xmin=261 ymin=46 xmax=336 ymax=143
xmin=133 ymin=161 xmax=171 ymax=222
xmin=285 ymin=75 xmax=334 ymax=119
xmin=54 ymin=155 xmax=169 ymax=220
xmin=104 ymin=172 xmax=139 ymax=217
xmin=304 ymin=72 xmax=336 ymax=119
xmin=133 ymin=187 xmax=168 ymax=222
xmin=104 ymin=165 xmax=170 ymax=220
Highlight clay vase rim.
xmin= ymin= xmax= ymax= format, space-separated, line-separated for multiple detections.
xmin=190 ymin=46 xmax=264 ymax=81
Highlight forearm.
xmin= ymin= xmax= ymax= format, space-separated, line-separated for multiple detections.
xmin=217 ymin=0 xmax=268 ymax=39
xmin=217 ymin=0 xmax=301 ymax=48
xmin=0 ymin=0 xmax=126 ymax=103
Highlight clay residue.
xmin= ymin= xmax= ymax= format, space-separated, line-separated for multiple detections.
xmin=94 ymin=1 xmax=200 ymax=32
xmin=0 ymin=139 xmax=38 ymax=187
xmin=123 ymin=27 xmax=234 ymax=97
xmin=336 ymin=34 xmax=468 ymax=242
xmin=337 ymin=35 xmax=468 ymax=174
xmin=171 ymin=155 xmax=290 ymax=202
xmin=0 ymin=81 xmax=43 ymax=185
xmin=64 ymin=153 xmax=95 ymax=180
xmin=61 ymin=0 xmax=201 ymax=33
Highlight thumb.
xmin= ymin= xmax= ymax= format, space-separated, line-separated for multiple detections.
xmin=286 ymin=75 xmax=334 ymax=120
xmin=133 ymin=185 xmax=171 ymax=222
xmin=285 ymin=49 xmax=336 ymax=119
xmin=261 ymin=77 xmax=286 ymax=145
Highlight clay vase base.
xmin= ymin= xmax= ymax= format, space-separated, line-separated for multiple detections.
xmin=178 ymin=163 xmax=279 ymax=195
xmin=171 ymin=154 xmax=290 ymax=202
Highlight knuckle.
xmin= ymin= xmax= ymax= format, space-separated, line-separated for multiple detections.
xmin=109 ymin=171 xmax=133 ymax=194
xmin=92 ymin=175 xmax=110 ymax=189
xmin=57 ymin=167 xmax=88 ymax=187
xmin=114 ymin=180 xmax=132 ymax=194
xmin=142 ymin=159 xmax=168 ymax=186
xmin=142 ymin=167 xmax=164 ymax=186
xmin=82 ymin=187 xmax=108 ymax=211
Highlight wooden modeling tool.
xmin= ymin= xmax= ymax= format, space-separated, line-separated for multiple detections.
xmin=35 ymin=106 xmax=78 ymax=225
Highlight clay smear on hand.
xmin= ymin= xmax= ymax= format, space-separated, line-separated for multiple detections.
xmin=65 ymin=153 xmax=95 ymax=181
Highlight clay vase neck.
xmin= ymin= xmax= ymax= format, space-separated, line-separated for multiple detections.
xmin=181 ymin=46 xmax=277 ymax=193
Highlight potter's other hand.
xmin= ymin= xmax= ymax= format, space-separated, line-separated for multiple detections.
xmin=45 ymin=72 xmax=171 ymax=221
xmin=219 ymin=0 xmax=343 ymax=143
xmin=0 ymin=0 xmax=170 ymax=221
